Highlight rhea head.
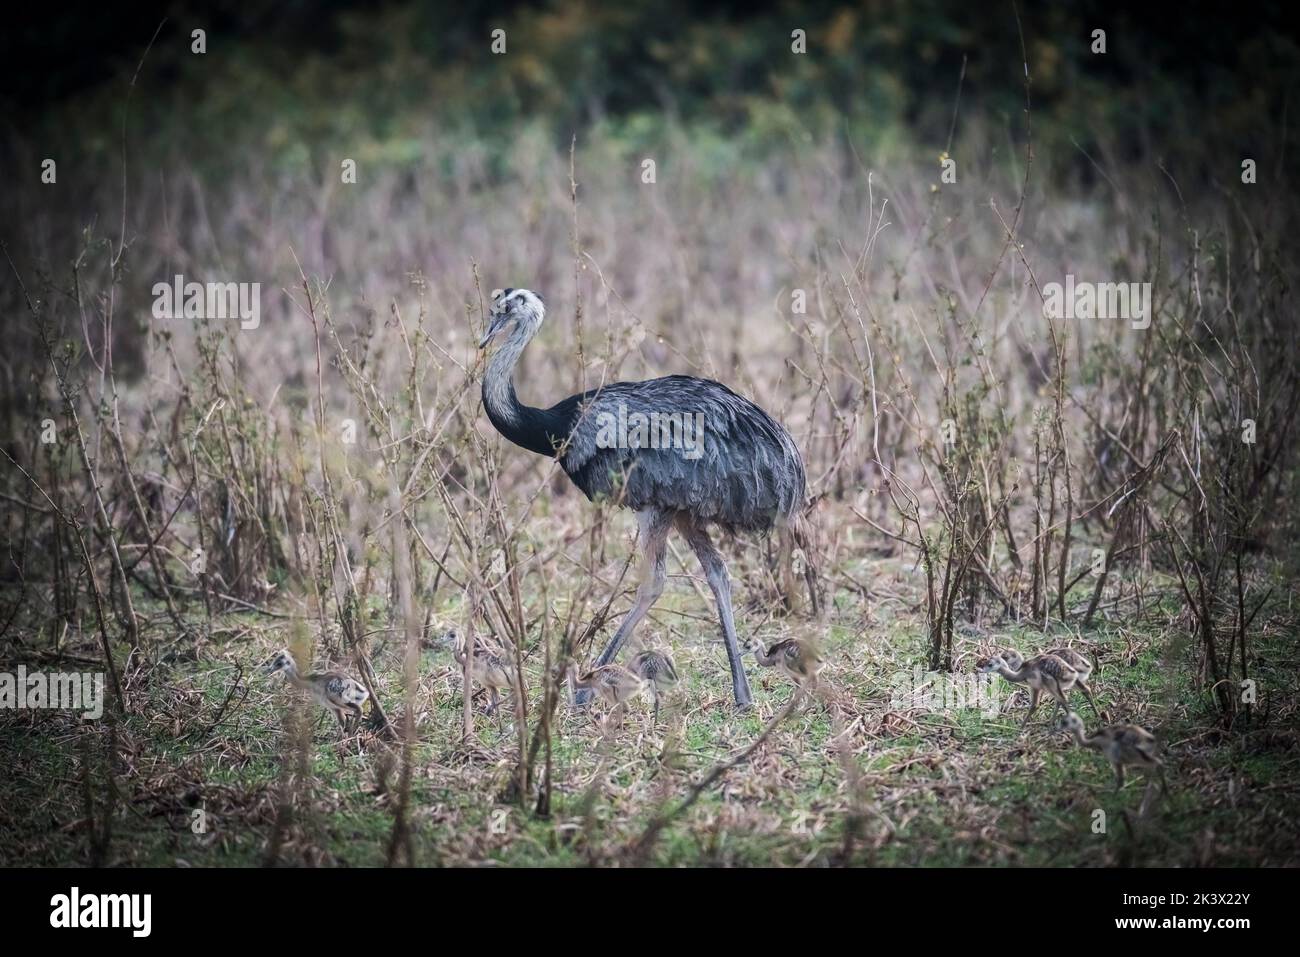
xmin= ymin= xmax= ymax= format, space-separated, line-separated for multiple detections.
xmin=1056 ymin=711 xmax=1086 ymax=736
xmin=262 ymin=648 xmax=297 ymax=676
xmin=479 ymin=287 xmax=546 ymax=350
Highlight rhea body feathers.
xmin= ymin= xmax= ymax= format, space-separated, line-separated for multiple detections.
xmin=262 ymin=648 xmax=369 ymax=731
xmin=479 ymin=289 xmax=806 ymax=535
xmin=479 ymin=287 xmax=810 ymax=709
xmin=1057 ymin=711 xmax=1166 ymax=793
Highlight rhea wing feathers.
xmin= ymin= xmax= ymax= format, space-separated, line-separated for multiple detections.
xmin=552 ymin=375 xmax=806 ymax=532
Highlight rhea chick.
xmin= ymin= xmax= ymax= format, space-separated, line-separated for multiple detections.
xmin=263 ymin=648 xmax=369 ymax=732
xmin=626 ymin=637 xmax=678 ymax=723
xmin=750 ymin=636 xmax=823 ymax=686
xmin=568 ymin=662 xmax=645 ymax=708
xmin=1001 ymin=647 xmax=1102 ymax=720
xmin=1057 ymin=710 xmax=1166 ymax=792
xmin=977 ymin=652 xmax=1080 ymax=727
xmin=566 ymin=661 xmax=644 ymax=730
xmin=439 ymin=629 xmax=518 ymax=716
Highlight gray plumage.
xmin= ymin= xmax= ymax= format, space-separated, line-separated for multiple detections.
xmin=558 ymin=376 xmax=806 ymax=534
xmin=479 ymin=287 xmax=811 ymax=709
xmin=479 ymin=289 xmax=805 ymax=535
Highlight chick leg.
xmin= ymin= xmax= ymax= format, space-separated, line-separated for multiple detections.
xmin=1021 ymin=687 xmax=1041 ymax=728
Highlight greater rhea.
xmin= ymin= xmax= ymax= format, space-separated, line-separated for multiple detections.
xmin=1002 ymin=647 xmax=1102 ymax=720
xmin=479 ymin=287 xmax=812 ymax=709
xmin=262 ymin=648 xmax=369 ymax=732
xmin=977 ymin=652 xmax=1081 ymax=727
xmin=625 ymin=637 xmax=678 ymax=723
xmin=439 ymin=628 xmax=517 ymax=716
xmin=1057 ymin=711 xmax=1166 ymax=792
xmin=749 ymin=636 xmax=823 ymax=686
xmin=566 ymin=662 xmax=644 ymax=728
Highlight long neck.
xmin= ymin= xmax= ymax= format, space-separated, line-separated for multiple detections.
xmin=282 ymin=661 xmax=309 ymax=690
xmin=995 ymin=662 xmax=1028 ymax=683
xmin=482 ymin=326 xmax=572 ymax=456
xmin=1069 ymin=725 xmax=1101 ymax=750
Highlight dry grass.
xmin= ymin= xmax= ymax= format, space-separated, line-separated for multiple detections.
xmin=1 ymin=110 xmax=1298 ymax=865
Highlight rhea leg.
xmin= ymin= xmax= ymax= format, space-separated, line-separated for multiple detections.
xmin=681 ymin=520 xmax=753 ymax=709
xmin=1074 ymin=679 xmax=1103 ymax=721
xmin=1021 ymin=687 xmax=1041 ymax=727
xmin=1050 ymin=688 xmax=1069 ymax=720
xmin=1040 ymin=675 xmax=1068 ymax=720
xmin=1138 ymin=770 xmax=1161 ymax=816
xmin=578 ymin=510 xmax=671 ymax=706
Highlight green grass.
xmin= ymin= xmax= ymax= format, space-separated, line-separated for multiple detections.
xmin=2 ymin=551 xmax=1298 ymax=868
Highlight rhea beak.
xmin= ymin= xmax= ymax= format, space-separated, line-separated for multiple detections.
xmin=478 ymin=312 xmax=509 ymax=349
